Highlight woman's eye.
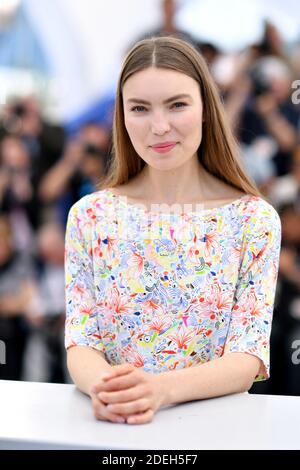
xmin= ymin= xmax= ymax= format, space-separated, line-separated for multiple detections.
xmin=131 ymin=105 xmax=146 ymax=112
xmin=131 ymin=102 xmax=186 ymax=112
xmin=172 ymin=102 xmax=186 ymax=109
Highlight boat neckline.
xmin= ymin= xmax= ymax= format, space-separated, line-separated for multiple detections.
xmin=102 ymin=188 xmax=252 ymax=216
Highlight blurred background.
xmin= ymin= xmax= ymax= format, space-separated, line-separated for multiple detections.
xmin=0 ymin=0 xmax=300 ymax=395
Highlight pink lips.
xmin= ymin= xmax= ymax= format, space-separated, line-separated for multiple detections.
xmin=151 ymin=142 xmax=177 ymax=153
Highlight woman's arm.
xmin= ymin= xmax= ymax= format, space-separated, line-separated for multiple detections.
xmin=68 ymin=347 xmax=259 ymax=405
xmin=159 ymin=352 xmax=261 ymax=406
xmin=91 ymin=352 xmax=261 ymax=424
xmin=67 ymin=345 xmax=113 ymax=396
xmin=68 ymin=346 xmax=132 ymax=424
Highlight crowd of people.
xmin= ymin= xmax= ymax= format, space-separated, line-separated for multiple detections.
xmin=0 ymin=0 xmax=300 ymax=395
xmin=0 ymin=97 xmax=112 ymax=382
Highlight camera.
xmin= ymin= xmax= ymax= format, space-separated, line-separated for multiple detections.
xmin=82 ymin=143 xmax=105 ymax=158
xmin=11 ymin=103 xmax=26 ymax=118
xmin=248 ymin=67 xmax=271 ymax=97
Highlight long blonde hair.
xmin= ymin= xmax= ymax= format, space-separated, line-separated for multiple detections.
xmin=98 ymin=35 xmax=262 ymax=198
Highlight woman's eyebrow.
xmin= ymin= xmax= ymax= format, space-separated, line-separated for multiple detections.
xmin=126 ymin=93 xmax=192 ymax=105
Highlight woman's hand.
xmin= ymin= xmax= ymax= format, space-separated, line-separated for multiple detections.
xmin=90 ymin=363 xmax=168 ymax=425
xmin=90 ymin=371 xmax=127 ymax=424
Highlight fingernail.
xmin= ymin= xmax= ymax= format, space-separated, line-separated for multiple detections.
xmin=127 ymin=417 xmax=136 ymax=424
xmin=116 ymin=417 xmax=125 ymax=424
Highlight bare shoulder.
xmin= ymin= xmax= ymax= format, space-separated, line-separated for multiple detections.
xmin=109 ymin=177 xmax=245 ymax=201
xmin=108 ymin=181 xmax=145 ymax=201
xmin=211 ymin=186 xmax=246 ymax=203
xmin=199 ymin=174 xmax=246 ymax=206
xmin=108 ymin=183 xmax=133 ymax=196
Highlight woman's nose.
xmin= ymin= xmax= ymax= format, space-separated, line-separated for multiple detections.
xmin=150 ymin=113 xmax=171 ymax=135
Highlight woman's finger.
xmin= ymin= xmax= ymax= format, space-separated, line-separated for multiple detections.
xmin=98 ymin=384 xmax=145 ymax=404
xmin=99 ymin=369 xmax=141 ymax=393
xmin=91 ymin=394 xmax=126 ymax=424
xmin=106 ymin=398 xmax=149 ymax=416
xmin=102 ymin=363 xmax=136 ymax=381
xmin=126 ymin=409 xmax=154 ymax=425
xmin=90 ymin=364 xmax=135 ymax=394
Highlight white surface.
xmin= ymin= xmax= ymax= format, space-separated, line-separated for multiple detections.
xmin=0 ymin=380 xmax=300 ymax=449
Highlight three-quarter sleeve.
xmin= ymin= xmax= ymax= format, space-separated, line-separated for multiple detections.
xmin=223 ymin=202 xmax=282 ymax=381
xmin=64 ymin=199 xmax=104 ymax=352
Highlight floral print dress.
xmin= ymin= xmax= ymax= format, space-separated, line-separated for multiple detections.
xmin=64 ymin=188 xmax=281 ymax=382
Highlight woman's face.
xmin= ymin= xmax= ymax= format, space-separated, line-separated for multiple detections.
xmin=122 ymin=67 xmax=203 ymax=171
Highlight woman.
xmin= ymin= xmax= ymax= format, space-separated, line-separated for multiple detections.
xmin=64 ymin=36 xmax=282 ymax=425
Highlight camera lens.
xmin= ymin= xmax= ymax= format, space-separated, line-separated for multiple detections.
xmin=83 ymin=143 xmax=104 ymax=157
xmin=13 ymin=104 xmax=26 ymax=117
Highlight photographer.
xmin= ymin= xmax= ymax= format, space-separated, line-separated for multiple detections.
xmin=266 ymin=203 xmax=300 ymax=396
xmin=0 ymin=135 xmax=36 ymax=253
xmin=0 ymin=214 xmax=37 ymax=380
xmin=238 ymin=57 xmax=299 ymax=177
xmin=0 ymin=96 xmax=66 ymax=228
xmin=38 ymin=123 xmax=110 ymax=224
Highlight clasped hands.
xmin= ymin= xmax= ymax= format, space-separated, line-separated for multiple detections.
xmin=90 ymin=363 xmax=168 ymax=425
